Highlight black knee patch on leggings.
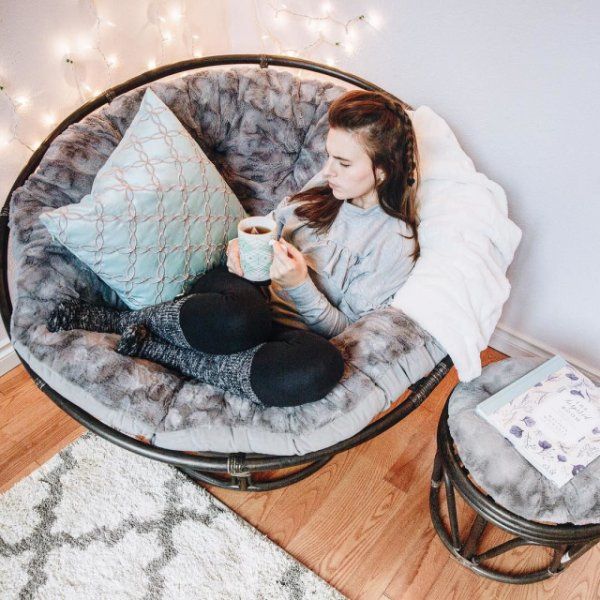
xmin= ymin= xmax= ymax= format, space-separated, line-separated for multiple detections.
xmin=180 ymin=293 xmax=272 ymax=354
xmin=250 ymin=330 xmax=345 ymax=407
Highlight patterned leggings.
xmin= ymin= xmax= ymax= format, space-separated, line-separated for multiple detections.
xmin=177 ymin=266 xmax=345 ymax=406
xmin=48 ymin=267 xmax=345 ymax=407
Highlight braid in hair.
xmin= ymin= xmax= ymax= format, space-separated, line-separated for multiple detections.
xmin=377 ymin=93 xmax=421 ymax=260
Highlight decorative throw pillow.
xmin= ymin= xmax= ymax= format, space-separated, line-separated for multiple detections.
xmin=40 ymin=88 xmax=247 ymax=309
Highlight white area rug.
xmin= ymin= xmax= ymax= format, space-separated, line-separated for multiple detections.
xmin=0 ymin=432 xmax=345 ymax=599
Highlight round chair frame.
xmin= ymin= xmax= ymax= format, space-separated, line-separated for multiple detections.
xmin=0 ymin=53 xmax=453 ymax=492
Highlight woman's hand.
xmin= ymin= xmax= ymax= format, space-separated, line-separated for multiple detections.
xmin=225 ymin=238 xmax=244 ymax=276
xmin=270 ymin=239 xmax=308 ymax=289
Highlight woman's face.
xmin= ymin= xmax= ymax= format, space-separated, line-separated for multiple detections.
xmin=322 ymin=127 xmax=384 ymax=203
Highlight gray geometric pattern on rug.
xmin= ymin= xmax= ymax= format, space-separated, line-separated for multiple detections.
xmin=0 ymin=432 xmax=346 ymax=599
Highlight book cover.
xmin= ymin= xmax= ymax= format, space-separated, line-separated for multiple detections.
xmin=476 ymin=356 xmax=600 ymax=487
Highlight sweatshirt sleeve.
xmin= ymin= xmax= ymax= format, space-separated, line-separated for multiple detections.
xmin=283 ymin=276 xmax=351 ymax=338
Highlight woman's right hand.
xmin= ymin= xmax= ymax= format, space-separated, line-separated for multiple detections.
xmin=226 ymin=238 xmax=244 ymax=276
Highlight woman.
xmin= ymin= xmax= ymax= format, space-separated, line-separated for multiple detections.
xmin=47 ymin=89 xmax=420 ymax=408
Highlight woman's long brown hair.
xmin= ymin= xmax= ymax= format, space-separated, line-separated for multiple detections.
xmin=289 ymin=89 xmax=420 ymax=261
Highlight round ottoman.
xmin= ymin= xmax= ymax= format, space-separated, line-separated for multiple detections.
xmin=430 ymin=356 xmax=600 ymax=584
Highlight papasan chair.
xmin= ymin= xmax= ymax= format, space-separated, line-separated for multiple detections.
xmin=1 ymin=54 xmax=455 ymax=491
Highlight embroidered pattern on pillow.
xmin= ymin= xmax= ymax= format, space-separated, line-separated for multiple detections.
xmin=40 ymin=88 xmax=247 ymax=309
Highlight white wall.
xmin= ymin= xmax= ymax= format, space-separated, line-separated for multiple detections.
xmin=229 ymin=0 xmax=600 ymax=378
xmin=1 ymin=1 xmax=599 ymax=378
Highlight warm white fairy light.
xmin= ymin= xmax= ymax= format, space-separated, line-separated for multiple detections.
xmin=82 ymin=0 xmax=115 ymax=81
xmin=366 ymin=10 xmax=383 ymax=31
xmin=14 ymin=96 xmax=30 ymax=110
xmin=76 ymin=35 xmax=94 ymax=54
xmin=55 ymin=39 xmax=71 ymax=59
xmin=1 ymin=0 xmax=384 ymax=160
xmin=0 ymin=84 xmax=35 ymax=152
xmin=255 ymin=0 xmax=377 ymax=66
xmin=321 ymin=2 xmax=333 ymax=16
xmin=42 ymin=113 xmax=57 ymax=127
xmin=170 ymin=6 xmax=183 ymax=22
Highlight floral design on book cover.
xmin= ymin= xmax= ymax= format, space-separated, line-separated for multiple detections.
xmin=488 ymin=365 xmax=600 ymax=487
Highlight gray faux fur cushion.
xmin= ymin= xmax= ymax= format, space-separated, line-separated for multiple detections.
xmin=7 ymin=65 xmax=448 ymax=454
xmin=449 ymin=357 xmax=600 ymax=525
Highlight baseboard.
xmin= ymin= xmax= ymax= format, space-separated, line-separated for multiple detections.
xmin=490 ymin=323 xmax=600 ymax=385
xmin=0 ymin=336 xmax=20 ymax=376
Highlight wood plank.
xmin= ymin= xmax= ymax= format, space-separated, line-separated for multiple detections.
xmin=3 ymin=348 xmax=600 ymax=599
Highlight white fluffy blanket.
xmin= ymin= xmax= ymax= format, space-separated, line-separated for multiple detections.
xmin=391 ymin=106 xmax=523 ymax=382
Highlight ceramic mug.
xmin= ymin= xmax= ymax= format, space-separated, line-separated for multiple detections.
xmin=237 ymin=216 xmax=277 ymax=284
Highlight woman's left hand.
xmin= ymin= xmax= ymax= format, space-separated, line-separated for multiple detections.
xmin=270 ymin=239 xmax=308 ymax=289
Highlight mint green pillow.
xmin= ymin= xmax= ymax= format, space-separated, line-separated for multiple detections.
xmin=40 ymin=88 xmax=247 ymax=309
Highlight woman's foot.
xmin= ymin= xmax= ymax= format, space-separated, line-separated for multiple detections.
xmin=47 ymin=299 xmax=83 ymax=332
xmin=116 ymin=324 xmax=150 ymax=357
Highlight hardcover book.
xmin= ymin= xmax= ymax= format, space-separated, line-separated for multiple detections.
xmin=476 ymin=356 xmax=600 ymax=487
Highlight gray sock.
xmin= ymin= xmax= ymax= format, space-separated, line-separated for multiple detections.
xmin=118 ymin=325 xmax=264 ymax=404
xmin=48 ymin=297 xmax=193 ymax=349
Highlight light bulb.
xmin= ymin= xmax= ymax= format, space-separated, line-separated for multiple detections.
xmin=367 ymin=11 xmax=383 ymax=30
xmin=193 ymin=49 xmax=203 ymax=58
xmin=42 ymin=113 xmax=57 ymax=127
xmin=321 ymin=2 xmax=333 ymax=15
xmin=77 ymin=36 xmax=93 ymax=53
xmin=14 ymin=96 xmax=30 ymax=109
xmin=56 ymin=40 xmax=71 ymax=58
xmin=148 ymin=59 xmax=157 ymax=69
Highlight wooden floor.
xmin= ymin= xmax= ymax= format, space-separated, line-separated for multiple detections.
xmin=1 ymin=348 xmax=599 ymax=599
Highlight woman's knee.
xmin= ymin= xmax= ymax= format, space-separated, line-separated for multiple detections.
xmin=250 ymin=331 xmax=345 ymax=407
xmin=179 ymin=292 xmax=272 ymax=353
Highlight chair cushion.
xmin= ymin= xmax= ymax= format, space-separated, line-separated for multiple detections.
xmin=449 ymin=357 xmax=600 ymax=525
xmin=38 ymin=88 xmax=246 ymax=309
xmin=7 ymin=65 xmax=448 ymax=455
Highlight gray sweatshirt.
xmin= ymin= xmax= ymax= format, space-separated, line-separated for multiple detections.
xmin=265 ymin=195 xmax=417 ymax=338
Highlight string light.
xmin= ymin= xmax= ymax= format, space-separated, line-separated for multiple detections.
xmin=0 ymin=0 xmax=385 ymax=160
xmin=0 ymin=83 xmax=35 ymax=152
xmin=253 ymin=0 xmax=378 ymax=67
xmin=83 ymin=0 xmax=116 ymax=83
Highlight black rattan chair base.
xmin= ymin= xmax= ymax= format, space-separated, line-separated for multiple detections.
xmin=178 ymin=456 xmax=333 ymax=492
xmin=430 ymin=397 xmax=600 ymax=584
